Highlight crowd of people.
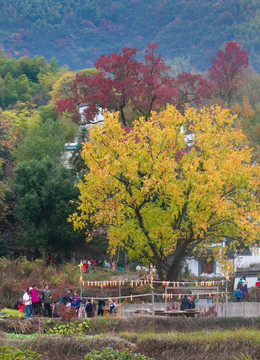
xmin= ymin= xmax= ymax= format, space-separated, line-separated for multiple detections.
xmin=82 ymin=259 xmax=126 ymax=272
xmin=17 ymin=285 xmax=53 ymax=318
xmin=235 ymin=277 xmax=249 ymax=302
xmin=17 ymin=286 xmax=119 ymax=319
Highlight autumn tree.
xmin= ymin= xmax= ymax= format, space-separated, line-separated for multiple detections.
xmin=175 ymin=72 xmax=212 ymax=114
xmin=70 ymin=106 xmax=260 ymax=280
xmin=55 ymin=47 xmax=142 ymax=126
xmin=208 ymin=41 xmax=248 ymax=106
xmin=49 ymin=68 xmax=99 ymax=103
xmin=55 ymin=44 xmax=212 ymax=125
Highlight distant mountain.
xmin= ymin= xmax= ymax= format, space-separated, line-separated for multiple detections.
xmin=0 ymin=0 xmax=259 ymax=71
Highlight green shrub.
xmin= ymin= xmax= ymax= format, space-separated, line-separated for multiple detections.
xmin=85 ymin=347 xmax=154 ymax=360
xmin=0 ymin=308 xmax=25 ymax=318
xmin=44 ymin=318 xmax=90 ymax=335
xmin=0 ymin=345 xmax=41 ymax=359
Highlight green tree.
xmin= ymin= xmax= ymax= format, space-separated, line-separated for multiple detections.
xmin=15 ymin=106 xmax=76 ymax=162
xmin=3 ymin=72 xmax=18 ymax=106
xmin=15 ymin=158 xmax=83 ymax=254
xmin=0 ymin=54 xmax=60 ymax=110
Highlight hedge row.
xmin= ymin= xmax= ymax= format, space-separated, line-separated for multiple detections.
xmin=2 ymin=316 xmax=260 ymax=336
xmin=1 ymin=331 xmax=260 ymax=360
xmin=88 ymin=316 xmax=260 ymax=334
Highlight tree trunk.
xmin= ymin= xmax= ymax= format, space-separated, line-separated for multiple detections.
xmin=154 ymin=260 xmax=165 ymax=281
xmin=166 ymin=250 xmax=186 ymax=281
xmin=120 ymin=109 xmax=127 ymax=126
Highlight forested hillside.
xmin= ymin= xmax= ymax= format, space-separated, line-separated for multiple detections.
xmin=0 ymin=0 xmax=259 ymax=71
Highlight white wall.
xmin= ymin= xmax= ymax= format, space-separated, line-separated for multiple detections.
xmin=234 ymin=276 xmax=258 ymax=289
xmin=234 ymin=249 xmax=260 ymax=271
xmin=184 ymin=259 xmax=199 ymax=276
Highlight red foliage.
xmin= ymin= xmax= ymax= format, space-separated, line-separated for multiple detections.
xmin=176 ymin=72 xmax=213 ymax=113
xmin=57 ymin=303 xmax=78 ymax=320
xmin=55 ymin=43 xmax=215 ymax=125
xmin=208 ymin=41 xmax=248 ymax=105
xmin=132 ymin=43 xmax=178 ymax=119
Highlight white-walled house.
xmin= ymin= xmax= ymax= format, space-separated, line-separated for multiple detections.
xmin=64 ymin=105 xmax=104 ymax=162
xmin=185 ymin=246 xmax=260 ymax=288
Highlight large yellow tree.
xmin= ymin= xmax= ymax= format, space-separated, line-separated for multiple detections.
xmin=70 ymin=105 xmax=260 ymax=280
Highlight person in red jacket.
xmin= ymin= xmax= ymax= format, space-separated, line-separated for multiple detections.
xmin=15 ymin=298 xmax=24 ymax=311
xmin=82 ymin=261 xmax=89 ymax=272
xmin=255 ymin=278 xmax=260 ymax=287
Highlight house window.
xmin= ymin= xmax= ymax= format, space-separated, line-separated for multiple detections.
xmin=202 ymin=261 xmax=214 ymax=274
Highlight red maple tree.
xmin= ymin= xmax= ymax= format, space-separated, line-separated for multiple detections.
xmin=56 ymin=47 xmax=142 ymax=126
xmin=132 ymin=43 xmax=177 ymax=119
xmin=175 ymin=72 xmax=213 ymax=113
xmin=55 ymin=43 xmax=214 ymax=125
xmin=208 ymin=41 xmax=248 ymax=105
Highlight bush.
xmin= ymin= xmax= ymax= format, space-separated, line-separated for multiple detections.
xmin=248 ymin=287 xmax=260 ymax=302
xmin=0 ymin=345 xmax=41 ymax=359
xmin=0 ymin=258 xmax=80 ymax=291
xmin=0 ymin=308 xmax=25 ymax=318
xmin=85 ymin=346 xmax=154 ymax=360
xmin=20 ymin=258 xmax=34 ymax=278
xmin=44 ymin=318 xmax=90 ymax=335
xmin=57 ymin=303 xmax=78 ymax=320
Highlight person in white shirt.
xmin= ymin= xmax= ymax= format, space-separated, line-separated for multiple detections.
xmin=23 ymin=288 xmax=32 ymax=318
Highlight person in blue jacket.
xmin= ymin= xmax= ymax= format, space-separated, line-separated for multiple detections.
xmin=235 ymin=288 xmax=242 ymax=302
xmin=60 ymin=289 xmax=72 ymax=306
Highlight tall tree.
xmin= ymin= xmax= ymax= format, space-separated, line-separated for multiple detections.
xmin=15 ymin=158 xmax=83 ymax=255
xmin=208 ymin=41 xmax=248 ymax=106
xmin=70 ymin=106 xmax=260 ymax=280
xmin=15 ymin=105 xmax=76 ymax=162
xmin=55 ymin=47 xmax=142 ymax=126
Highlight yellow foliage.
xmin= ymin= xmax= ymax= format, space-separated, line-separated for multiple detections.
xmin=70 ymin=105 xmax=260 ymax=279
xmin=50 ymin=68 xmax=98 ymax=102
xmin=231 ymin=96 xmax=255 ymax=119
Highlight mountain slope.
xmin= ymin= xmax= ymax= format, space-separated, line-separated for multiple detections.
xmin=0 ymin=0 xmax=259 ymax=71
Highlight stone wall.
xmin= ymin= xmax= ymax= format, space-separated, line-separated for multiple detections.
xmin=120 ymin=301 xmax=260 ymax=317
